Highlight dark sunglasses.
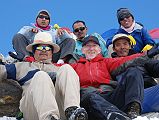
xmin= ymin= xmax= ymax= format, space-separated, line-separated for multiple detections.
xmin=35 ymin=45 xmax=52 ymax=51
xmin=38 ymin=15 xmax=50 ymax=20
xmin=119 ymin=15 xmax=131 ymax=21
xmin=74 ymin=27 xmax=86 ymax=32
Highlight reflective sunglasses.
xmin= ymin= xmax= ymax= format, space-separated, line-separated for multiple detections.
xmin=74 ymin=27 xmax=86 ymax=32
xmin=38 ymin=15 xmax=50 ymax=20
xmin=36 ymin=45 xmax=52 ymax=51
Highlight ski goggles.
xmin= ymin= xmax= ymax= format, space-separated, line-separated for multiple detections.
xmin=35 ymin=45 xmax=52 ymax=51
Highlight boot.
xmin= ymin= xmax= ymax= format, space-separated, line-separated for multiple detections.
xmin=65 ymin=106 xmax=88 ymax=120
xmin=125 ymin=102 xmax=141 ymax=119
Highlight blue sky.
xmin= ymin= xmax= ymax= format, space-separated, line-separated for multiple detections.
xmin=0 ymin=0 xmax=159 ymax=56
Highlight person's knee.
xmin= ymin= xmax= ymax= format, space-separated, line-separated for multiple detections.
xmin=64 ymin=38 xmax=75 ymax=44
xmin=126 ymin=67 xmax=141 ymax=76
xmin=33 ymin=71 xmax=52 ymax=83
xmin=12 ymin=33 xmax=25 ymax=43
xmin=58 ymin=64 xmax=74 ymax=73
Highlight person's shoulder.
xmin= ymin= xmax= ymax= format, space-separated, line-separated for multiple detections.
xmin=135 ymin=22 xmax=144 ymax=30
xmin=91 ymin=32 xmax=102 ymax=37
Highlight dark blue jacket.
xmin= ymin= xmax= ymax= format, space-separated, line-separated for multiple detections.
xmin=106 ymin=23 xmax=155 ymax=52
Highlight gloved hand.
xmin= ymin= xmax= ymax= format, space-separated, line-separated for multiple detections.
xmin=47 ymin=72 xmax=56 ymax=84
xmin=147 ymin=43 xmax=159 ymax=58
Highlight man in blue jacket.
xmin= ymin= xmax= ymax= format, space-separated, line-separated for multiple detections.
xmin=106 ymin=8 xmax=155 ymax=57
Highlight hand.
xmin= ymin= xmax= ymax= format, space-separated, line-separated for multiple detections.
xmin=32 ymin=28 xmax=39 ymax=33
xmin=147 ymin=43 xmax=159 ymax=58
xmin=57 ymin=28 xmax=65 ymax=36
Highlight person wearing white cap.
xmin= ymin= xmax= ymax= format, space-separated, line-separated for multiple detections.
xmin=10 ymin=9 xmax=75 ymax=64
xmin=0 ymin=32 xmax=88 ymax=120
xmin=111 ymin=33 xmax=137 ymax=57
xmin=111 ymin=33 xmax=159 ymax=114
xmin=106 ymin=8 xmax=155 ymax=57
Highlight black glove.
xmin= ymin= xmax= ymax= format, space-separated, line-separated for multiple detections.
xmin=147 ymin=43 xmax=159 ymax=58
xmin=47 ymin=72 xmax=56 ymax=84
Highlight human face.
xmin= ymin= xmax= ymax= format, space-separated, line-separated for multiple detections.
xmin=36 ymin=13 xmax=50 ymax=27
xmin=120 ymin=16 xmax=134 ymax=28
xmin=82 ymin=41 xmax=101 ymax=60
xmin=73 ymin=22 xmax=87 ymax=40
xmin=34 ymin=44 xmax=53 ymax=62
xmin=113 ymin=39 xmax=131 ymax=57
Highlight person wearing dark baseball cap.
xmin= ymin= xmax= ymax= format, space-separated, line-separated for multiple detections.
xmin=71 ymin=32 xmax=159 ymax=119
xmin=82 ymin=35 xmax=100 ymax=47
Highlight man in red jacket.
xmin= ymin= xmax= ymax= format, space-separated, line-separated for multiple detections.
xmin=24 ymin=35 xmax=159 ymax=119
xmin=71 ymin=35 xmax=159 ymax=120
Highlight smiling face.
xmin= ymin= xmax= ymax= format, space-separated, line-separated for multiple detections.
xmin=34 ymin=44 xmax=53 ymax=62
xmin=113 ymin=38 xmax=131 ymax=57
xmin=82 ymin=41 xmax=101 ymax=60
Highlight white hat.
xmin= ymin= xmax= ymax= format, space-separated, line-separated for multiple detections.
xmin=26 ymin=32 xmax=60 ymax=53
xmin=112 ymin=33 xmax=136 ymax=46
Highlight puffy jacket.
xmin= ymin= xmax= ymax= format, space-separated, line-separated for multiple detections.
xmin=74 ymin=33 xmax=108 ymax=57
xmin=106 ymin=23 xmax=155 ymax=52
xmin=18 ymin=23 xmax=73 ymax=44
xmin=0 ymin=60 xmax=60 ymax=87
xmin=71 ymin=54 xmax=142 ymax=88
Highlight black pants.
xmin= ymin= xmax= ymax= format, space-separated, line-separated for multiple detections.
xmin=12 ymin=33 xmax=32 ymax=60
xmin=52 ymin=38 xmax=75 ymax=63
xmin=80 ymin=67 xmax=144 ymax=120
xmin=136 ymin=66 xmax=157 ymax=88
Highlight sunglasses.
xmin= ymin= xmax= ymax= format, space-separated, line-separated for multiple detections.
xmin=74 ymin=27 xmax=86 ymax=32
xmin=38 ymin=15 xmax=50 ymax=20
xmin=36 ymin=45 xmax=52 ymax=51
xmin=119 ymin=15 xmax=131 ymax=21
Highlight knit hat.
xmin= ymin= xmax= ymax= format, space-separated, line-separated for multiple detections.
xmin=82 ymin=35 xmax=100 ymax=47
xmin=112 ymin=33 xmax=136 ymax=46
xmin=117 ymin=8 xmax=134 ymax=23
xmin=36 ymin=9 xmax=51 ymax=21
xmin=26 ymin=32 xmax=60 ymax=53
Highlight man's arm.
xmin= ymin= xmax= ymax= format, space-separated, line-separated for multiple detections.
xmin=144 ymin=60 xmax=159 ymax=78
xmin=111 ymin=55 xmax=150 ymax=77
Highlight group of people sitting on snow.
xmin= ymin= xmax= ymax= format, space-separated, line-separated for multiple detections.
xmin=0 ymin=8 xmax=159 ymax=120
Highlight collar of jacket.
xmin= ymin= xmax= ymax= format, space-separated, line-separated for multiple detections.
xmin=78 ymin=54 xmax=104 ymax=63
xmin=111 ymin=49 xmax=138 ymax=58
xmin=118 ymin=22 xmax=143 ymax=33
